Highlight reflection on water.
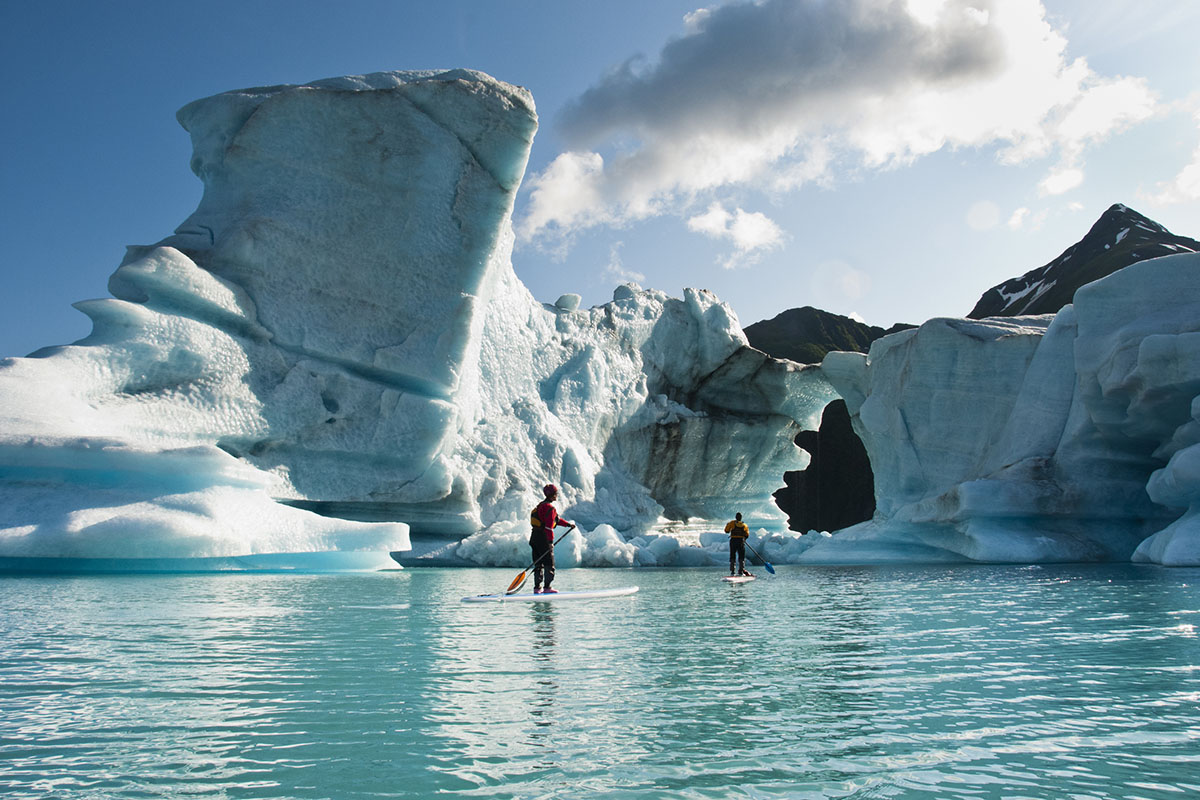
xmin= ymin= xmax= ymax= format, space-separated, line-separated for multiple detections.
xmin=1 ymin=564 xmax=1198 ymax=799
xmin=528 ymin=603 xmax=557 ymax=733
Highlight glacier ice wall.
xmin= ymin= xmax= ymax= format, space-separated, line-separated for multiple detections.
xmin=815 ymin=252 xmax=1200 ymax=566
xmin=0 ymin=70 xmax=833 ymax=569
xmin=461 ymin=278 xmax=836 ymax=536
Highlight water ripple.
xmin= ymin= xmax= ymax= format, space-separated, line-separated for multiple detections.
xmin=1 ymin=565 xmax=1198 ymax=798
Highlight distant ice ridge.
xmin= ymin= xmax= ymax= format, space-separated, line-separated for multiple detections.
xmin=0 ymin=69 xmax=833 ymax=571
xmin=814 ymin=252 xmax=1200 ymax=567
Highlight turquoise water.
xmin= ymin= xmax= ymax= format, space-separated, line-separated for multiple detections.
xmin=2 ymin=565 xmax=1198 ymax=799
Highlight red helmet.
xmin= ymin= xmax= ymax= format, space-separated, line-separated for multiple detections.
xmin=543 ymin=483 xmax=558 ymax=497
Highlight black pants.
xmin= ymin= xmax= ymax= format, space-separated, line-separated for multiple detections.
xmin=530 ymin=533 xmax=555 ymax=590
xmin=730 ymin=538 xmax=746 ymax=572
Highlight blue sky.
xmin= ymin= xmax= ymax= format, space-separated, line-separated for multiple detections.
xmin=2 ymin=0 xmax=1199 ymax=358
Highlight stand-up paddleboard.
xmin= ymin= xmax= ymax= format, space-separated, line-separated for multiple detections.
xmin=462 ymin=586 xmax=639 ymax=603
xmin=722 ymin=574 xmax=756 ymax=583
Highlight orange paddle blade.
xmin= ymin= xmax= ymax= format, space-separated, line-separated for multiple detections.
xmin=506 ymin=570 xmax=527 ymax=594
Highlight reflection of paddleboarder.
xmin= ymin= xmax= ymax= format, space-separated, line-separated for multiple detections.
xmin=530 ymin=484 xmax=574 ymax=594
xmin=724 ymin=512 xmax=753 ymax=577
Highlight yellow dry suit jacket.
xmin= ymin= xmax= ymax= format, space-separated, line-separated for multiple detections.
xmin=724 ymin=520 xmax=749 ymax=539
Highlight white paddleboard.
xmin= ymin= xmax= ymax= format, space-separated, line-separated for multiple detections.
xmin=722 ymin=575 xmax=756 ymax=583
xmin=462 ymin=586 xmax=639 ymax=603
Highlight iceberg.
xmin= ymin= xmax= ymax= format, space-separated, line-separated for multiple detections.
xmin=0 ymin=70 xmax=834 ymax=571
xmin=7 ymin=66 xmax=1194 ymax=571
xmin=813 ymin=252 xmax=1200 ymax=566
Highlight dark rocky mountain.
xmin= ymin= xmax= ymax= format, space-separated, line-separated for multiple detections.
xmin=968 ymin=203 xmax=1200 ymax=319
xmin=744 ymin=306 xmax=910 ymax=365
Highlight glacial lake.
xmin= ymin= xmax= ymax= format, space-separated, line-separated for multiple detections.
xmin=2 ymin=564 xmax=1198 ymax=799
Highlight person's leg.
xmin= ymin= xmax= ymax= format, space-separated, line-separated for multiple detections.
xmin=543 ymin=548 xmax=556 ymax=592
xmin=729 ymin=539 xmax=736 ymax=575
xmin=530 ymin=537 xmax=547 ymax=592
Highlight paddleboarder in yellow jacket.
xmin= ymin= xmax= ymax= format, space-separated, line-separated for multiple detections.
xmin=724 ymin=512 xmax=753 ymax=576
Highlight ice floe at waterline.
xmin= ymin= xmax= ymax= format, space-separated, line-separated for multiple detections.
xmin=444 ymin=522 xmax=831 ymax=569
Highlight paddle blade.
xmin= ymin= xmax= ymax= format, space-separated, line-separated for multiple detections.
xmin=764 ymin=562 xmax=776 ymax=574
xmin=506 ymin=570 xmax=527 ymax=594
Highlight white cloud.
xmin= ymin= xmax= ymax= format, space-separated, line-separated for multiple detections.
xmin=681 ymin=6 xmax=713 ymax=33
xmin=1039 ymin=166 xmax=1084 ymax=195
xmin=967 ymin=200 xmax=1001 ymax=231
xmin=686 ymin=203 xmax=732 ymax=239
xmin=1053 ymin=77 xmax=1157 ymax=158
xmin=601 ymin=241 xmax=646 ymax=286
xmin=726 ymin=208 xmax=784 ymax=252
xmin=905 ymin=0 xmax=949 ymax=27
xmin=1150 ymin=152 xmax=1200 ymax=203
xmin=1007 ymin=206 xmax=1052 ymax=231
xmin=518 ymin=0 xmax=1160 ymax=245
xmin=1027 ymin=75 xmax=1158 ymax=200
xmin=686 ymin=202 xmax=784 ymax=268
xmin=1145 ymin=109 xmax=1200 ymax=205
xmin=517 ymin=151 xmax=610 ymax=243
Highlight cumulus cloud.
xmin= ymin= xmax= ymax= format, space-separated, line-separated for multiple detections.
xmin=517 ymin=0 xmax=1160 ymax=246
xmin=686 ymin=202 xmax=784 ymax=266
xmin=1039 ymin=166 xmax=1084 ymax=195
xmin=1031 ymin=77 xmax=1157 ymax=197
xmin=1146 ymin=109 xmax=1200 ymax=205
xmin=1006 ymin=205 xmax=1050 ymax=230
xmin=1148 ymin=150 xmax=1200 ymax=204
xmin=601 ymin=242 xmax=646 ymax=285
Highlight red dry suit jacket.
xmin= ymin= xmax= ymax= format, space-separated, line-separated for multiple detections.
xmin=530 ymin=500 xmax=571 ymax=543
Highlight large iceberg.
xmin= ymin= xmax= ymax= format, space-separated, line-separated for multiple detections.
xmin=0 ymin=70 xmax=834 ymax=571
xmin=6 ymin=68 xmax=1195 ymax=571
xmin=814 ymin=252 xmax=1200 ymax=566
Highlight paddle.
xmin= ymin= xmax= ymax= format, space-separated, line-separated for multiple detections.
xmin=744 ymin=540 xmax=776 ymax=574
xmin=506 ymin=524 xmax=575 ymax=595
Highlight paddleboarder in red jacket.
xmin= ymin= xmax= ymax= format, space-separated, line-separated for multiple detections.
xmin=530 ymin=483 xmax=574 ymax=594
